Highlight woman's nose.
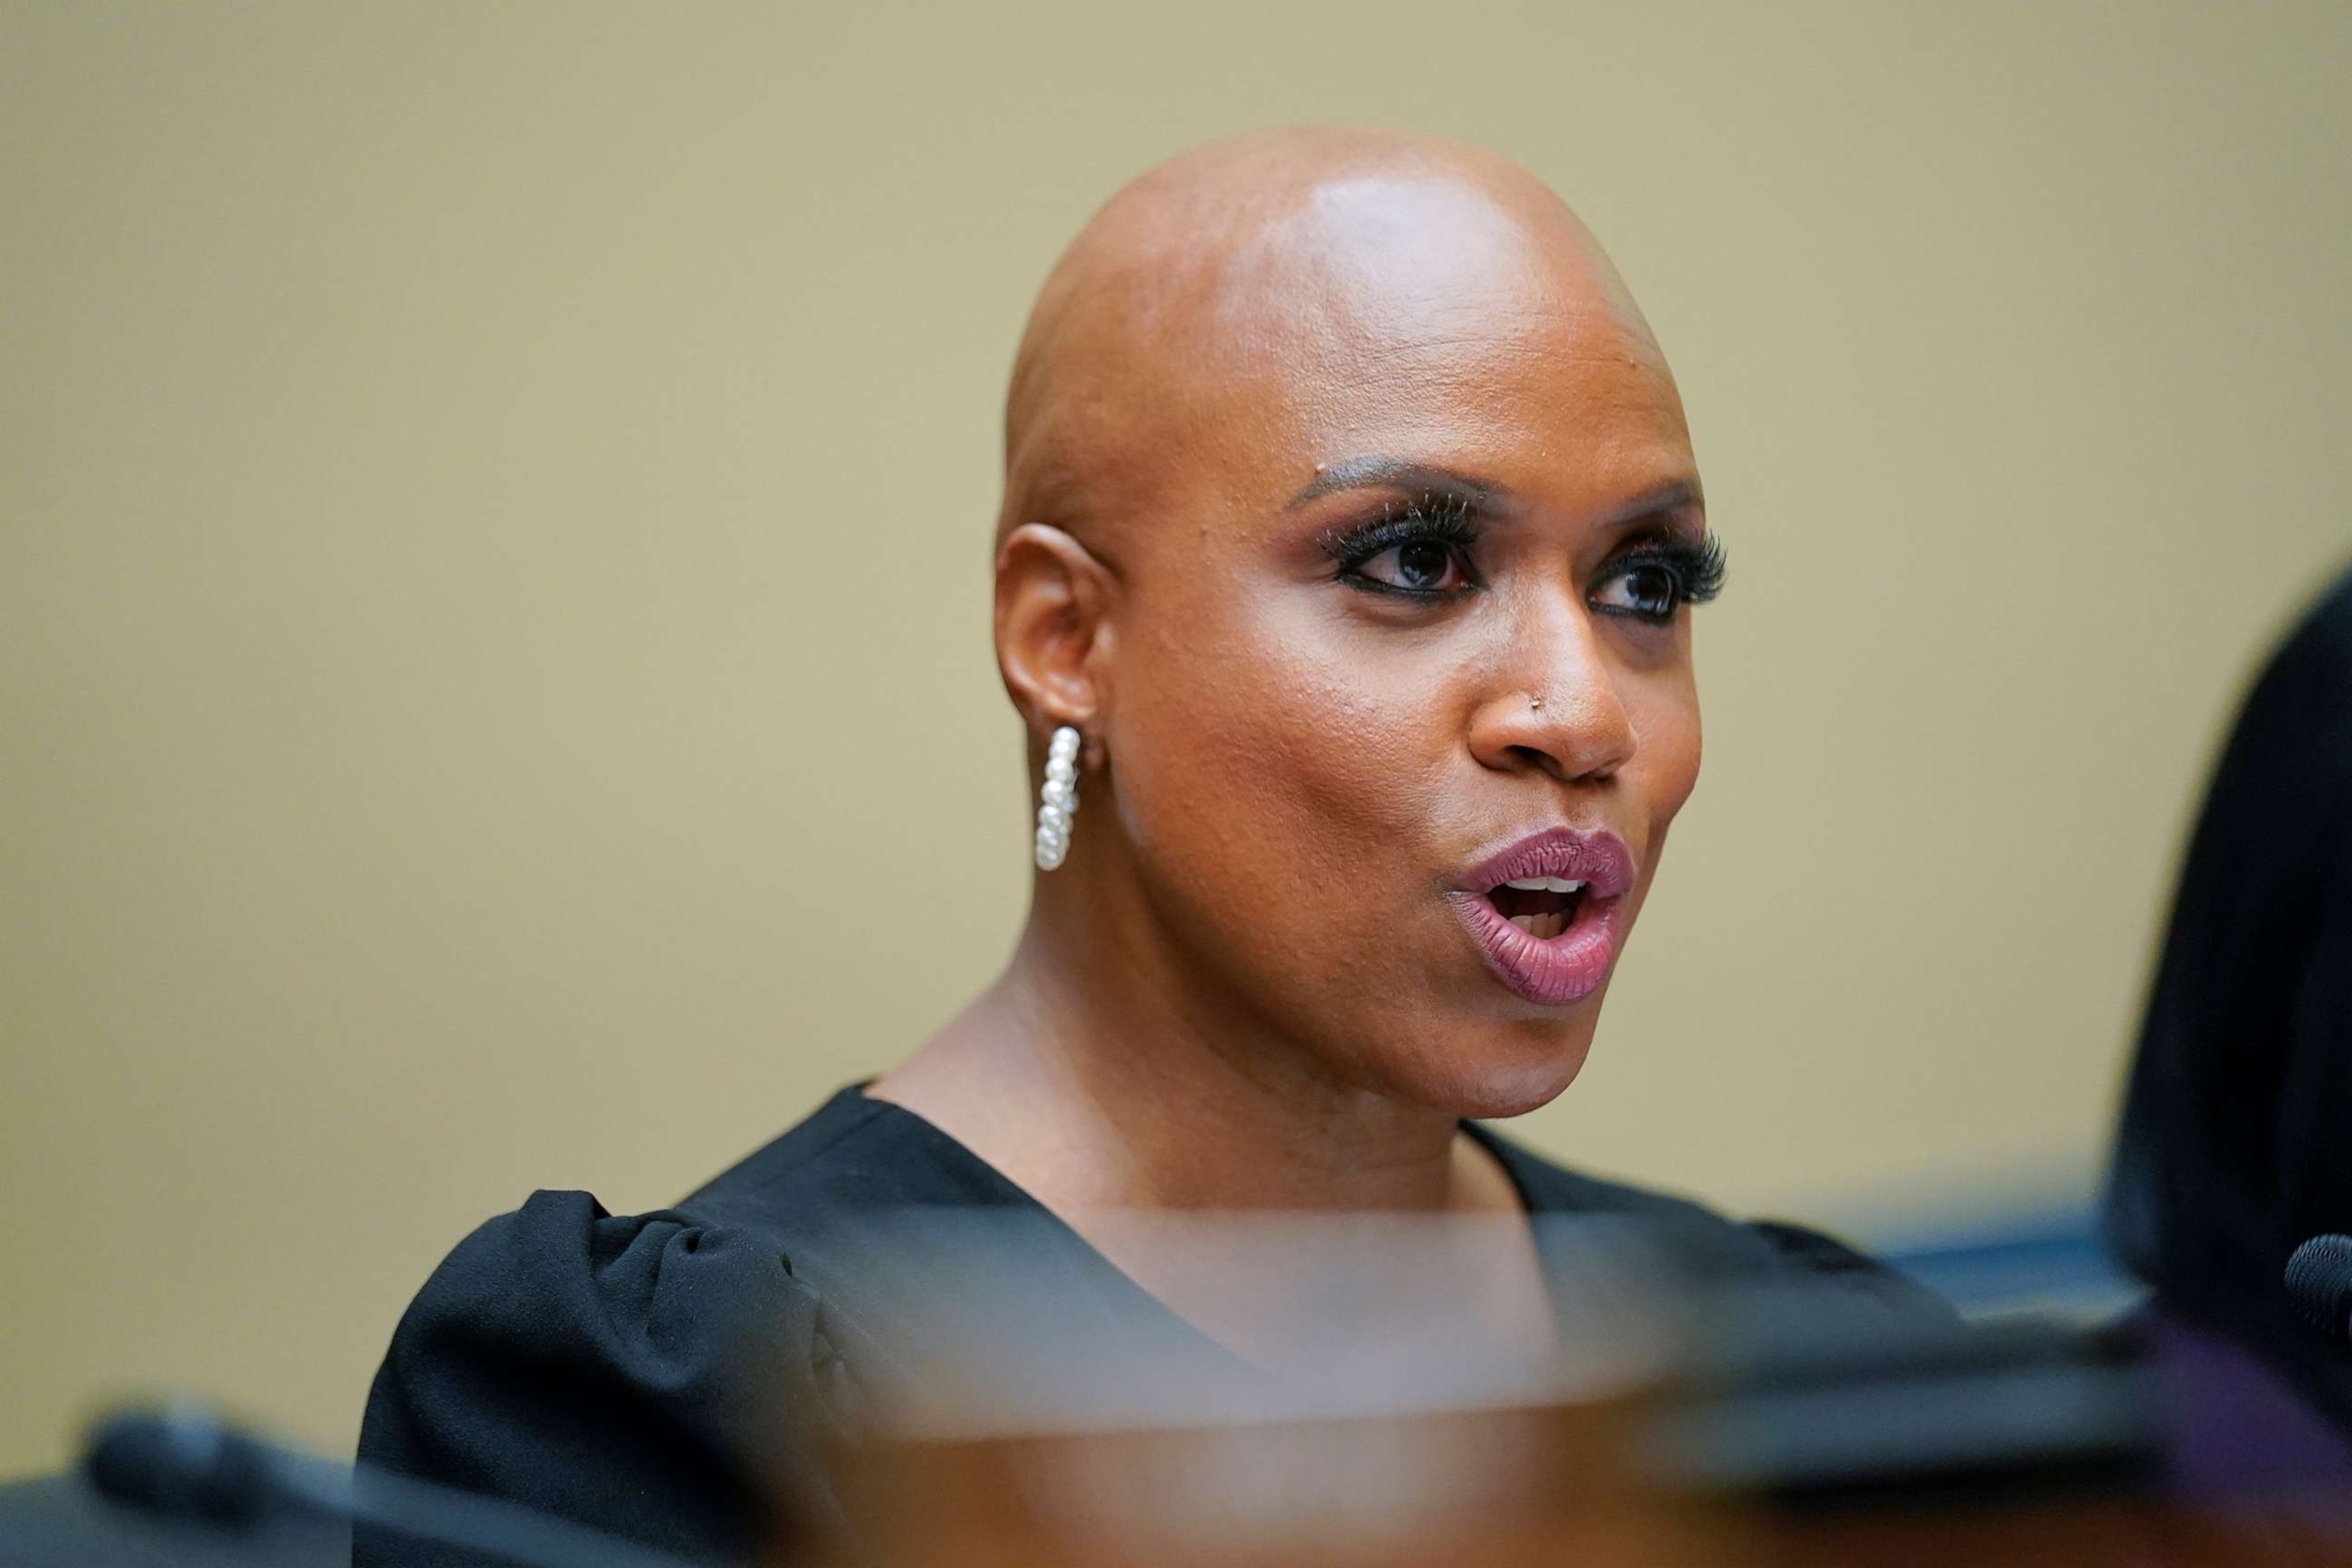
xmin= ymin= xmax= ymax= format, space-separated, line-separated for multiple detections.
xmin=1465 ymin=602 xmax=1638 ymax=783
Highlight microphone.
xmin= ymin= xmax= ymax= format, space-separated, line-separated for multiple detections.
xmin=85 ymin=1400 xmax=282 ymax=1525
xmin=83 ymin=1401 xmax=710 ymax=1568
xmin=2284 ymin=1235 xmax=2352 ymax=1341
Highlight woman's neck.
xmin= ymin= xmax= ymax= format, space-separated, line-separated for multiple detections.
xmin=869 ymin=904 xmax=1550 ymax=1369
xmin=871 ymin=908 xmax=1522 ymax=1220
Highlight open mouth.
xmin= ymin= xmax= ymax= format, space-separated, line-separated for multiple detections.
xmin=1449 ymin=828 xmax=1635 ymax=1007
xmin=1484 ymin=876 xmax=1588 ymax=941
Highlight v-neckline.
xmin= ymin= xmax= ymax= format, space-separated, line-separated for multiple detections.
xmin=838 ymin=1083 xmax=1557 ymax=1364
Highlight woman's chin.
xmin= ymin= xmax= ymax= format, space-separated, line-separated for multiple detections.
xmin=1408 ymin=1020 xmax=1598 ymax=1122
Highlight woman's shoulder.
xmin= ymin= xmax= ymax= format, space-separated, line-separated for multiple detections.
xmin=357 ymin=1187 xmax=858 ymax=1565
xmin=1465 ymin=1119 xmax=1952 ymax=1319
xmin=368 ymin=1085 xmax=926 ymax=1421
xmin=678 ymin=1081 xmax=1035 ymax=1223
xmin=354 ymin=1087 xmax=933 ymax=1564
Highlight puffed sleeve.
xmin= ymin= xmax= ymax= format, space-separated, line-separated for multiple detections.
xmin=354 ymin=1191 xmax=862 ymax=1567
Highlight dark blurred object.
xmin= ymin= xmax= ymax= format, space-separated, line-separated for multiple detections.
xmin=2102 ymin=564 xmax=2352 ymax=1491
xmin=2106 ymin=567 xmax=2352 ymax=1355
xmin=0 ymin=1469 xmax=346 ymax=1568
xmin=1651 ymin=1292 xmax=2153 ymax=1510
xmin=87 ymin=1403 xmax=282 ymax=1527
xmin=74 ymin=1404 xmax=703 ymax=1568
xmin=2288 ymin=1236 xmax=2352 ymax=1341
xmin=2129 ymin=1308 xmax=2352 ymax=1509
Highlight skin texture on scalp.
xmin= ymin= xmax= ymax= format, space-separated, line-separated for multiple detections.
xmin=999 ymin=129 xmax=1668 ymax=558
xmin=873 ymin=128 xmax=1707 ymax=1305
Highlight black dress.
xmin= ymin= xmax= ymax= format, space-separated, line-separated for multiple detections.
xmin=354 ymin=1086 xmax=1941 ymax=1566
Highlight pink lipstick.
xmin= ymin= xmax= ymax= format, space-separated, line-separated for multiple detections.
xmin=1448 ymin=828 xmax=1635 ymax=1007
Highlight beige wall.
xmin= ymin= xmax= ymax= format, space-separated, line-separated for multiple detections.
xmin=4 ymin=2 xmax=2347 ymax=1478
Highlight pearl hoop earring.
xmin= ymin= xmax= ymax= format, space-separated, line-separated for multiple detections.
xmin=1034 ymin=725 xmax=1081 ymax=871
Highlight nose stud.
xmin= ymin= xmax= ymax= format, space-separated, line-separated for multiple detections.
xmin=1528 ymin=694 xmax=1545 ymax=712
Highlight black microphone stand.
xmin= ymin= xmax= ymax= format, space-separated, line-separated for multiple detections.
xmin=83 ymin=1403 xmax=714 ymax=1568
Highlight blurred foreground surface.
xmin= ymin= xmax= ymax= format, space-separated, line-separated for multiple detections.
xmin=813 ymin=1214 xmax=2348 ymax=1567
xmin=22 ymin=1211 xmax=2351 ymax=1566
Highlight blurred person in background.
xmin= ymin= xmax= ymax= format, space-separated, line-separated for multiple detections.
xmin=2107 ymin=564 xmax=2352 ymax=1497
xmin=354 ymin=127 xmax=1945 ymax=1566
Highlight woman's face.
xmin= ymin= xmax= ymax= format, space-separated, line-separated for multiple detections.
xmin=1073 ymin=178 xmax=1709 ymax=1120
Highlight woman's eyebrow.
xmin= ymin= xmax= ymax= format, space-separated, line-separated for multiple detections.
xmin=1285 ymin=458 xmax=1702 ymax=527
xmin=1284 ymin=456 xmax=1506 ymax=510
xmin=1602 ymin=476 xmax=1706 ymax=530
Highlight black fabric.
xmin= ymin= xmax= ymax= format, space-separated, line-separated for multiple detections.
xmin=358 ymin=1086 xmax=1943 ymax=1566
xmin=2105 ymin=563 xmax=2352 ymax=1427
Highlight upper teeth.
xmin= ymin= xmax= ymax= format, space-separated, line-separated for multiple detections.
xmin=1503 ymin=876 xmax=1586 ymax=893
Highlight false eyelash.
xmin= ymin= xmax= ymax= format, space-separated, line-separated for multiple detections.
xmin=1314 ymin=490 xmax=1485 ymax=572
xmin=1609 ymin=530 xmax=1729 ymax=606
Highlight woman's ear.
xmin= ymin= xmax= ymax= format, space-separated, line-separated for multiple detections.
xmin=994 ymin=523 xmax=1117 ymax=737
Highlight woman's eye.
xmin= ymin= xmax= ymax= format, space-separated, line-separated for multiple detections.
xmin=1354 ymin=539 xmax=1472 ymax=593
xmin=1592 ymin=563 xmax=1682 ymax=621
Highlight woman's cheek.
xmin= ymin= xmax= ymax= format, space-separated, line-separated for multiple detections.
xmin=1632 ymin=676 xmax=1704 ymax=830
xmin=1113 ymin=640 xmax=1321 ymax=881
xmin=1122 ymin=634 xmax=1429 ymax=926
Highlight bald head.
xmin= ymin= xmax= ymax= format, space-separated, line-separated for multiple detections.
xmin=998 ymin=127 xmax=1671 ymax=549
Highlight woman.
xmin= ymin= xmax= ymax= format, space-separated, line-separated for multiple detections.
xmin=356 ymin=127 xmax=1939 ymax=1565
